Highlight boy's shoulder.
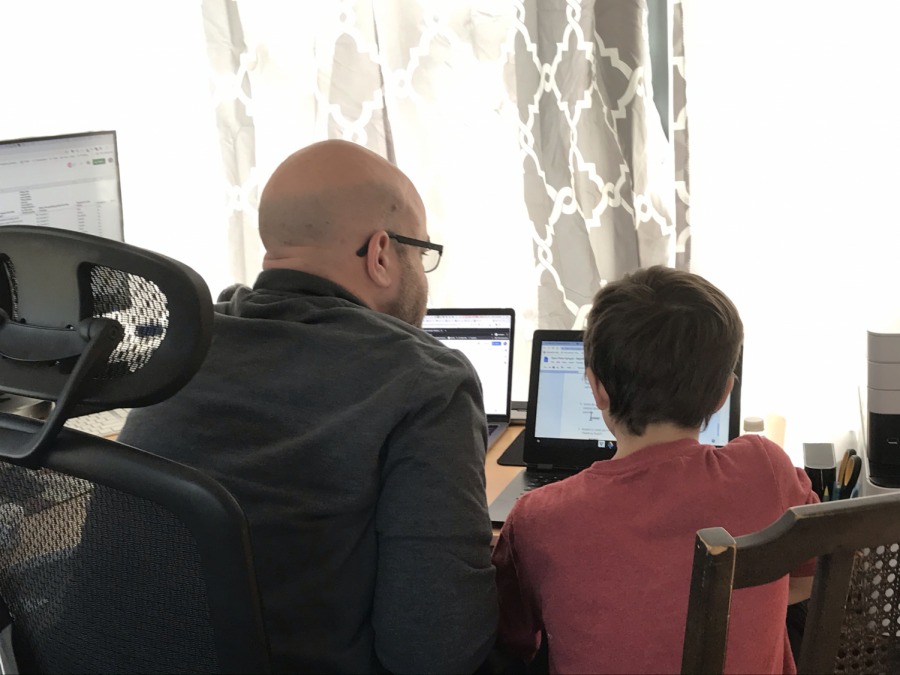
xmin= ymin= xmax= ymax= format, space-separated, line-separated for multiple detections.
xmin=722 ymin=434 xmax=798 ymax=473
xmin=507 ymin=436 xmax=798 ymax=519
xmin=505 ymin=469 xmax=598 ymax=538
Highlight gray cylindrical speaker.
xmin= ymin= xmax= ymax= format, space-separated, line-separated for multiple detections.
xmin=868 ymin=326 xmax=900 ymax=488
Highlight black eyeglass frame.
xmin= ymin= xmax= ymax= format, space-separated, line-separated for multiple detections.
xmin=355 ymin=232 xmax=443 ymax=272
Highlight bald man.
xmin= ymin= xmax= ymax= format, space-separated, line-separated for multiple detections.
xmin=119 ymin=141 xmax=497 ymax=674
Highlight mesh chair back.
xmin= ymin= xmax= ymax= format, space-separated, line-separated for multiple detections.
xmin=0 ymin=419 xmax=269 ymax=674
xmin=682 ymin=493 xmax=900 ymax=675
xmin=0 ymin=464 xmax=219 ymax=674
xmin=0 ymin=229 xmax=268 ymax=673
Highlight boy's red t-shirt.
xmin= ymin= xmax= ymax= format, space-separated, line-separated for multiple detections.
xmin=492 ymin=435 xmax=819 ymax=674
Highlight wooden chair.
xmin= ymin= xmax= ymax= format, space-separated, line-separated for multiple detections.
xmin=682 ymin=493 xmax=900 ymax=674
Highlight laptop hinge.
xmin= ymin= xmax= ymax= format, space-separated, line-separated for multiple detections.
xmin=537 ymin=464 xmax=553 ymax=470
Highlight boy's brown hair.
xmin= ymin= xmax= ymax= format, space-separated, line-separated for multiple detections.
xmin=583 ymin=266 xmax=743 ymax=436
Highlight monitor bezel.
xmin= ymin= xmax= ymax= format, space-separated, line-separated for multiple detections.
xmin=423 ymin=308 xmax=515 ymax=423
xmin=0 ymin=130 xmax=124 ymax=243
xmin=524 ymin=330 xmax=744 ymax=468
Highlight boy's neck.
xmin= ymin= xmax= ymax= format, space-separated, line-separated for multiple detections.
xmin=612 ymin=422 xmax=701 ymax=460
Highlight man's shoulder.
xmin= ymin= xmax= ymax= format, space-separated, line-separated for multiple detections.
xmin=213 ymin=297 xmax=477 ymax=384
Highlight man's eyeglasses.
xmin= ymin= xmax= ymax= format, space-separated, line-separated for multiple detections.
xmin=356 ymin=232 xmax=444 ymax=273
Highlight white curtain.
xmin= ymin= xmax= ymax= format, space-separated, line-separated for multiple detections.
xmin=203 ymin=0 xmax=682 ymax=398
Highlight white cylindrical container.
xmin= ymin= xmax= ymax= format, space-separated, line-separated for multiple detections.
xmin=743 ymin=416 xmax=766 ymax=438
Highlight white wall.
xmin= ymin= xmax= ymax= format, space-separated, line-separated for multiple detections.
xmin=684 ymin=0 xmax=900 ymax=463
xmin=0 ymin=1 xmax=231 ymax=294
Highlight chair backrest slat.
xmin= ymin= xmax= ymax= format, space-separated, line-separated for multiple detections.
xmin=681 ymin=528 xmax=737 ymax=675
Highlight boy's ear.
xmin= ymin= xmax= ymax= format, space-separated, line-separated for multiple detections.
xmin=586 ymin=368 xmax=610 ymax=411
xmin=714 ymin=375 xmax=735 ymax=413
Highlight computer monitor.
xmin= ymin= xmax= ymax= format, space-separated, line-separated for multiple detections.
xmin=528 ymin=331 xmax=742 ymax=458
xmin=0 ymin=131 xmax=123 ymax=241
xmin=421 ymin=309 xmax=515 ymax=422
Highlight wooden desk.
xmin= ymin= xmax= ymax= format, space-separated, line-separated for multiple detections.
xmin=485 ymin=426 xmax=525 ymax=543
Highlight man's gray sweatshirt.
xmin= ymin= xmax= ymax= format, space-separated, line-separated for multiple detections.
xmin=118 ymin=269 xmax=498 ymax=674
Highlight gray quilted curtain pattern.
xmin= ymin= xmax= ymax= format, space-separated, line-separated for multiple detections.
xmin=201 ymin=0 xmax=688 ymax=335
xmin=514 ymin=0 xmax=676 ymax=330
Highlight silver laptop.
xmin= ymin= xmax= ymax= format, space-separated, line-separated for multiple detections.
xmin=488 ymin=330 xmax=742 ymax=524
xmin=422 ymin=309 xmax=515 ymax=447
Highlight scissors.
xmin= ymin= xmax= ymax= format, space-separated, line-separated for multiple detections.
xmin=838 ymin=453 xmax=861 ymax=499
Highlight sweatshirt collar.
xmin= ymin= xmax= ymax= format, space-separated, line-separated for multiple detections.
xmin=253 ymin=269 xmax=369 ymax=308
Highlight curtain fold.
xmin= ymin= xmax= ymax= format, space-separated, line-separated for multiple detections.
xmin=203 ymin=0 xmax=260 ymax=285
xmin=672 ymin=0 xmax=691 ymax=270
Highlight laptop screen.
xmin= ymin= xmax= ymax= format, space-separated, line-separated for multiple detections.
xmin=534 ymin=338 xmax=734 ymax=448
xmin=534 ymin=340 xmax=616 ymax=444
xmin=0 ymin=131 xmax=124 ymax=241
xmin=422 ymin=310 xmax=513 ymax=419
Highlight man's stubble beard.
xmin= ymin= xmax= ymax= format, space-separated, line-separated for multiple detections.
xmin=384 ymin=255 xmax=428 ymax=328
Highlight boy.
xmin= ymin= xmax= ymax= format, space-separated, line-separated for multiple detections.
xmin=492 ymin=266 xmax=817 ymax=674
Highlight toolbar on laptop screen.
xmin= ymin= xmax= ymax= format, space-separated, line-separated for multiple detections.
xmin=535 ymin=340 xmax=733 ymax=447
xmin=421 ymin=314 xmax=511 ymax=417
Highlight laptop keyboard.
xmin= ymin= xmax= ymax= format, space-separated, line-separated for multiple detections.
xmin=524 ymin=473 xmax=560 ymax=490
xmin=519 ymin=470 xmax=578 ymax=495
xmin=523 ymin=472 xmax=569 ymax=490
xmin=488 ymin=424 xmax=498 ymax=436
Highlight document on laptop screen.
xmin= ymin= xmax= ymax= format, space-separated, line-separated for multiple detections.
xmin=534 ymin=341 xmax=616 ymax=442
xmin=422 ymin=314 xmax=511 ymax=417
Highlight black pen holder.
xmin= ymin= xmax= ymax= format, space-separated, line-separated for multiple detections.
xmin=803 ymin=442 xmax=836 ymax=501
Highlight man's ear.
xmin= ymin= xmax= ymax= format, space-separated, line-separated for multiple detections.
xmin=586 ymin=368 xmax=610 ymax=411
xmin=363 ymin=231 xmax=395 ymax=289
xmin=714 ymin=375 xmax=735 ymax=413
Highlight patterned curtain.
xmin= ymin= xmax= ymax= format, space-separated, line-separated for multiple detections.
xmin=673 ymin=0 xmax=691 ymax=272
xmin=202 ymin=0 xmax=690 ymax=369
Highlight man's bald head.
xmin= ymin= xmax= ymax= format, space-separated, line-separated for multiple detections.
xmin=258 ymin=140 xmax=424 ymax=253
xmin=256 ymin=140 xmax=431 ymax=328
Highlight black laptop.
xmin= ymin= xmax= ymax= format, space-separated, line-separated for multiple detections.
xmin=488 ymin=330 xmax=743 ymax=525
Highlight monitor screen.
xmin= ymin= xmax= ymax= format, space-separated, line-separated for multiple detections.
xmin=534 ymin=339 xmax=732 ymax=447
xmin=0 ymin=131 xmax=123 ymax=241
xmin=422 ymin=312 xmax=512 ymax=418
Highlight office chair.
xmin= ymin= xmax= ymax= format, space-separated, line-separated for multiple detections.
xmin=0 ymin=226 xmax=270 ymax=674
xmin=682 ymin=492 xmax=900 ymax=674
